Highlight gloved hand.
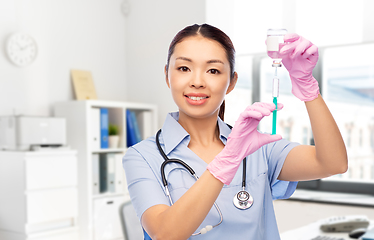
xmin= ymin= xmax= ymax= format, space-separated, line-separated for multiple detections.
xmin=279 ymin=33 xmax=320 ymax=102
xmin=207 ymin=102 xmax=283 ymax=185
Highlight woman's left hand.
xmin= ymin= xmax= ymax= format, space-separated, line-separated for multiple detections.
xmin=207 ymin=102 xmax=283 ymax=185
xmin=279 ymin=33 xmax=320 ymax=102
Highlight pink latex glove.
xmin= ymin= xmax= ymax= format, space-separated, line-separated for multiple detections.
xmin=279 ymin=33 xmax=320 ymax=102
xmin=207 ymin=102 xmax=283 ymax=185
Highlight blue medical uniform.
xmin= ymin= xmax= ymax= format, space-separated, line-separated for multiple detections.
xmin=122 ymin=112 xmax=299 ymax=239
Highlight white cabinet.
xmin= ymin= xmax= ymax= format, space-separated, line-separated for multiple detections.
xmin=93 ymin=196 xmax=127 ymax=240
xmin=54 ymin=100 xmax=157 ymax=240
xmin=0 ymin=151 xmax=79 ymax=240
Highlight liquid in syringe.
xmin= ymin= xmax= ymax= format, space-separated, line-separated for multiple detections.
xmin=272 ymin=68 xmax=279 ymax=135
xmin=267 ymin=29 xmax=287 ymax=135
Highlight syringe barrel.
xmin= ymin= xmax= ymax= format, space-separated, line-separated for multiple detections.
xmin=272 ymin=77 xmax=279 ymax=97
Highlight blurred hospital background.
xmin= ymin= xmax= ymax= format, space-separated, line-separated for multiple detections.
xmin=1 ymin=0 xmax=374 ymax=240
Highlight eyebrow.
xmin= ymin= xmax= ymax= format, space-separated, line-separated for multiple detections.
xmin=175 ymin=57 xmax=224 ymax=65
xmin=175 ymin=57 xmax=192 ymax=62
xmin=207 ymin=59 xmax=224 ymax=64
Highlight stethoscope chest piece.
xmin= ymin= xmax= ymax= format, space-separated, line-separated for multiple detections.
xmin=233 ymin=190 xmax=253 ymax=210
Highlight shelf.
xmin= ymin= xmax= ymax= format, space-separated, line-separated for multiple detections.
xmin=53 ymin=100 xmax=157 ymax=240
xmin=92 ymin=192 xmax=130 ymax=200
xmin=91 ymin=148 xmax=127 ymax=154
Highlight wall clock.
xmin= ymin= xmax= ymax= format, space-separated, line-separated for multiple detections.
xmin=6 ymin=32 xmax=38 ymax=67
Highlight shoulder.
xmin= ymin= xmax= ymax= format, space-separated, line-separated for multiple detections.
xmin=124 ymin=135 xmax=157 ymax=159
xmin=123 ymin=134 xmax=165 ymax=169
xmin=268 ymin=138 xmax=299 ymax=149
xmin=265 ymin=138 xmax=300 ymax=156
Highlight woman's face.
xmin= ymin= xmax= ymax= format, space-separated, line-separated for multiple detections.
xmin=165 ymin=36 xmax=237 ymax=120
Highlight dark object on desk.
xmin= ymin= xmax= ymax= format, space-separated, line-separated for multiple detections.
xmin=348 ymin=228 xmax=367 ymax=239
xmin=361 ymin=226 xmax=374 ymax=240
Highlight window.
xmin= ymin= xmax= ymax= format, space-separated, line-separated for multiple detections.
xmin=258 ymin=57 xmax=311 ymax=144
xmin=224 ymin=55 xmax=252 ymax=126
xmin=302 ymin=127 xmax=309 ymax=145
xmin=229 ymin=49 xmax=374 ymax=195
xmin=322 ymin=43 xmax=374 ymax=182
xmin=207 ymin=0 xmax=374 ymax=195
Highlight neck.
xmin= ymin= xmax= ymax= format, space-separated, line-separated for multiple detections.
xmin=178 ymin=111 xmax=220 ymax=147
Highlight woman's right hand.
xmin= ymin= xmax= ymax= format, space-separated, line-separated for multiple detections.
xmin=207 ymin=102 xmax=283 ymax=185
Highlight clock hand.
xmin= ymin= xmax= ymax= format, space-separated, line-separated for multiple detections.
xmin=16 ymin=42 xmax=23 ymax=50
xmin=20 ymin=44 xmax=31 ymax=51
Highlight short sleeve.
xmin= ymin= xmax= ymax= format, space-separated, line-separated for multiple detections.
xmin=265 ymin=139 xmax=300 ymax=200
xmin=122 ymin=147 xmax=169 ymax=219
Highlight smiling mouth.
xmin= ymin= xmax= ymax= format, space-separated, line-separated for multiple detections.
xmin=186 ymin=96 xmax=208 ymax=100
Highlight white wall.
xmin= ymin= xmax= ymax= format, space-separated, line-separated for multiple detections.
xmin=124 ymin=0 xmax=206 ymax=128
xmin=2 ymin=0 xmax=373 ymax=126
xmin=0 ymin=0 xmax=127 ymax=117
xmin=363 ymin=0 xmax=374 ymax=42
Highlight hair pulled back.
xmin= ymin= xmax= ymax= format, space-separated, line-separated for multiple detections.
xmin=166 ymin=24 xmax=235 ymax=121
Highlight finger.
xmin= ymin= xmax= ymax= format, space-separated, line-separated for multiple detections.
xmin=292 ymin=38 xmax=312 ymax=58
xmin=276 ymin=102 xmax=284 ymax=110
xmin=251 ymin=105 xmax=272 ymax=117
xmin=239 ymin=102 xmax=279 ymax=122
xmin=257 ymin=102 xmax=278 ymax=112
xmin=258 ymin=133 xmax=282 ymax=146
xmin=283 ymin=33 xmax=300 ymax=43
xmin=303 ymin=44 xmax=319 ymax=63
xmin=240 ymin=110 xmax=262 ymax=120
xmin=252 ymin=102 xmax=275 ymax=108
xmin=279 ymin=41 xmax=298 ymax=56
xmin=303 ymin=44 xmax=318 ymax=58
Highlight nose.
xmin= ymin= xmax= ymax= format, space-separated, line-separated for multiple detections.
xmin=190 ymin=71 xmax=205 ymax=89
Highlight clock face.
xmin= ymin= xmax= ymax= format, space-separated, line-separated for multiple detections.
xmin=6 ymin=33 xmax=38 ymax=67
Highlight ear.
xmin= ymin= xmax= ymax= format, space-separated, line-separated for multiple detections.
xmin=226 ymin=72 xmax=238 ymax=94
xmin=165 ymin=65 xmax=170 ymax=89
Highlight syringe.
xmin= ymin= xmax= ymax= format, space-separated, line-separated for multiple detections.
xmin=267 ymin=29 xmax=287 ymax=135
xmin=272 ymin=66 xmax=279 ymax=135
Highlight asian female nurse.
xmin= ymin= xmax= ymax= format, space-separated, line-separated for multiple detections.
xmin=122 ymin=23 xmax=348 ymax=240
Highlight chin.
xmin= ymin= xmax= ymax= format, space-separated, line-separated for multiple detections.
xmin=179 ymin=107 xmax=219 ymax=120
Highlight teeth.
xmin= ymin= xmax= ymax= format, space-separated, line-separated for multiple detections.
xmin=188 ymin=96 xmax=207 ymax=100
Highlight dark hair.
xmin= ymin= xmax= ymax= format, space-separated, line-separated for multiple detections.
xmin=166 ymin=23 xmax=236 ymax=121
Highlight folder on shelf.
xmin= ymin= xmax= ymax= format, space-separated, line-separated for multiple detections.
xmin=91 ymin=108 xmax=101 ymax=150
xmin=138 ymin=111 xmax=152 ymax=140
xmin=130 ymin=111 xmax=142 ymax=143
xmin=99 ymin=154 xmax=108 ymax=193
xmin=115 ymin=153 xmax=125 ymax=195
xmin=99 ymin=153 xmax=116 ymax=193
xmin=107 ymin=153 xmax=116 ymax=193
xmin=92 ymin=153 xmax=100 ymax=195
xmin=126 ymin=110 xmax=139 ymax=147
xmin=100 ymin=108 xmax=109 ymax=149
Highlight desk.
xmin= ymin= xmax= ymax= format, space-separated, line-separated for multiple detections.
xmin=274 ymin=198 xmax=374 ymax=233
xmin=280 ymin=220 xmax=374 ymax=240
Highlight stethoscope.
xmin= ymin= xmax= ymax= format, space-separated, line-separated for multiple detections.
xmin=156 ymin=127 xmax=253 ymax=235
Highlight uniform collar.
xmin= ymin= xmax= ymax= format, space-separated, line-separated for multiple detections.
xmin=160 ymin=112 xmax=231 ymax=155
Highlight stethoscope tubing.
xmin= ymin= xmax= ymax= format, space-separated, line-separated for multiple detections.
xmin=156 ymin=129 xmax=223 ymax=235
xmin=155 ymin=125 xmax=252 ymax=235
xmin=156 ymin=128 xmax=247 ymax=189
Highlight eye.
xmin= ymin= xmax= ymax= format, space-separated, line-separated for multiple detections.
xmin=178 ymin=66 xmax=190 ymax=72
xmin=208 ymin=69 xmax=220 ymax=74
